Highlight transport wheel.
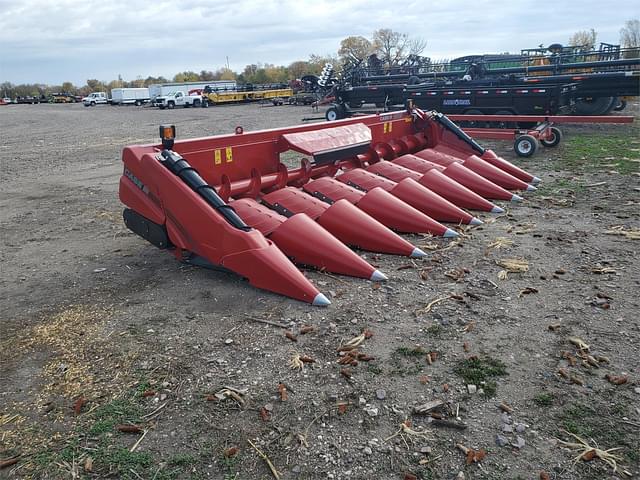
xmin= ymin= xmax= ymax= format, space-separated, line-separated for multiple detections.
xmin=574 ymin=96 xmax=616 ymax=116
xmin=613 ymin=98 xmax=627 ymax=111
xmin=135 ymin=100 xmax=142 ymax=106
xmin=91 ymin=101 xmax=96 ymax=106
xmin=325 ymin=106 xmax=344 ymax=121
xmin=193 ymin=99 xmax=201 ymax=107
xmin=540 ymin=126 xmax=562 ymax=148
xmin=288 ymin=97 xmax=295 ymax=105
xmin=167 ymin=102 xmax=175 ymax=109
xmin=202 ymin=100 xmax=209 ymax=108
xmin=514 ymin=135 xmax=538 ymax=157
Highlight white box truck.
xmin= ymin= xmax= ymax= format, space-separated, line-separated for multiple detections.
xmin=148 ymin=81 xmax=237 ymax=100
xmin=111 ymin=88 xmax=150 ymax=106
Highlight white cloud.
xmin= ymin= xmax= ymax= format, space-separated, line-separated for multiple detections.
xmin=0 ymin=0 xmax=637 ymax=84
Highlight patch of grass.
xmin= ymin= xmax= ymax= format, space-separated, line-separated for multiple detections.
xmin=626 ymin=448 xmax=640 ymax=465
xmin=88 ymin=399 xmax=143 ymax=435
xmin=482 ymin=381 xmax=497 ymax=398
xmin=533 ymin=392 xmax=554 ymax=407
xmin=94 ymin=447 xmax=153 ymax=475
xmin=135 ymin=379 xmax=152 ymax=397
xmin=168 ymin=453 xmax=196 ymax=466
xmin=390 ymin=346 xmax=428 ymax=377
xmin=454 ymin=356 xmax=507 ymax=385
xmin=395 ymin=346 xmax=426 ymax=357
xmin=222 ymin=453 xmax=240 ymax=480
xmin=536 ymin=177 xmax=585 ymax=196
xmin=425 ymin=324 xmax=443 ymax=337
xmin=561 ymin=403 xmax=595 ymax=437
xmin=556 ymin=133 xmax=640 ymax=175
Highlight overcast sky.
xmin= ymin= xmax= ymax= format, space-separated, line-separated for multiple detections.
xmin=0 ymin=0 xmax=637 ymax=85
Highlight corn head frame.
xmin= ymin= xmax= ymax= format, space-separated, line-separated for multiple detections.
xmin=119 ymin=108 xmax=542 ymax=304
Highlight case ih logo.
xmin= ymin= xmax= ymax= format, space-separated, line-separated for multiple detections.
xmin=442 ymin=99 xmax=471 ymax=106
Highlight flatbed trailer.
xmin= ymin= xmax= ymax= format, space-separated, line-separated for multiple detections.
xmin=203 ymin=88 xmax=293 ymax=106
xmin=405 ymin=82 xmax=575 ymax=115
xmin=325 ymin=82 xmax=575 ymax=120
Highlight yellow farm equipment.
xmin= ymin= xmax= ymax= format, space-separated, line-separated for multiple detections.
xmin=202 ymin=88 xmax=293 ymax=106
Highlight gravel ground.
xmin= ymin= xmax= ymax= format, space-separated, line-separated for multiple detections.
xmin=0 ymin=101 xmax=638 ymax=480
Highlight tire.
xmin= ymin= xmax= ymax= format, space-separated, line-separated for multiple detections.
xmin=540 ymin=126 xmax=562 ymax=148
xmin=613 ymin=98 xmax=627 ymax=111
xmin=514 ymin=135 xmax=538 ymax=157
xmin=464 ymin=109 xmax=488 ymax=128
xmin=574 ymin=96 xmax=616 ymax=116
xmin=135 ymin=100 xmax=142 ymax=106
xmin=91 ymin=101 xmax=96 ymax=106
xmin=167 ymin=102 xmax=175 ymax=109
xmin=288 ymin=97 xmax=295 ymax=105
xmin=325 ymin=106 xmax=339 ymax=121
xmin=325 ymin=105 xmax=346 ymax=121
xmin=493 ymin=110 xmax=516 ymax=129
xmin=193 ymin=99 xmax=201 ymax=107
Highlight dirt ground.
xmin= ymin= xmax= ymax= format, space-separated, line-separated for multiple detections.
xmin=0 ymin=101 xmax=638 ymax=480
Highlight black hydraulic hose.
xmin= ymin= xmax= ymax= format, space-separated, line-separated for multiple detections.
xmin=159 ymin=150 xmax=250 ymax=231
xmin=431 ymin=112 xmax=485 ymax=155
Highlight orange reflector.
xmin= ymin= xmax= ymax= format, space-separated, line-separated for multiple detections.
xmin=162 ymin=126 xmax=174 ymax=139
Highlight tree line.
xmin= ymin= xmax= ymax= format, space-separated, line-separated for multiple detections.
xmin=2 ymin=21 xmax=638 ymax=98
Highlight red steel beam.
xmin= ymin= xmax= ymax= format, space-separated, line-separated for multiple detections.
xmin=448 ymin=114 xmax=635 ymax=124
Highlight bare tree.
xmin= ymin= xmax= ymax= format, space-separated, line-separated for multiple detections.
xmin=568 ymin=29 xmax=597 ymax=49
xmin=408 ymin=37 xmax=428 ymax=56
xmin=620 ymin=19 xmax=640 ymax=48
xmin=371 ymin=29 xmax=427 ymax=67
xmin=338 ymin=36 xmax=373 ymax=63
xmin=372 ymin=29 xmax=410 ymax=67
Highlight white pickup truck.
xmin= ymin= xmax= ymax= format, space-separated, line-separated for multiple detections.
xmin=82 ymin=92 xmax=109 ymax=106
xmin=154 ymin=91 xmax=202 ymax=109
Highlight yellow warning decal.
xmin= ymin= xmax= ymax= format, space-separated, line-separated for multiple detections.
xmin=383 ymin=122 xmax=393 ymax=133
xmin=405 ymin=117 xmax=412 ymax=123
xmin=225 ymin=147 xmax=233 ymax=163
xmin=214 ymin=149 xmax=222 ymax=165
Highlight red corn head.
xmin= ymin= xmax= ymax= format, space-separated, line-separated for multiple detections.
xmin=261 ymin=187 xmax=423 ymax=258
xmin=461 ymin=155 xmax=536 ymax=192
xmin=480 ymin=149 xmax=541 ymax=185
xmin=119 ymin=150 xmax=328 ymax=305
xmin=409 ymin=150 xmax=521 ymax=202
xmin=392 ymin=154 xmax=503 ymax=213
xmin=336 ymin=169 xmax=458 ymax=237
xmin=303 ymin=177 xmax=442 ymax=242
xmin=232 ymin=198 xmax=385 ymax=281
xmin=413 ymin=148 xmax=534 ymax=192
xmin=366 ymin=160 xmax=487 ymax=221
